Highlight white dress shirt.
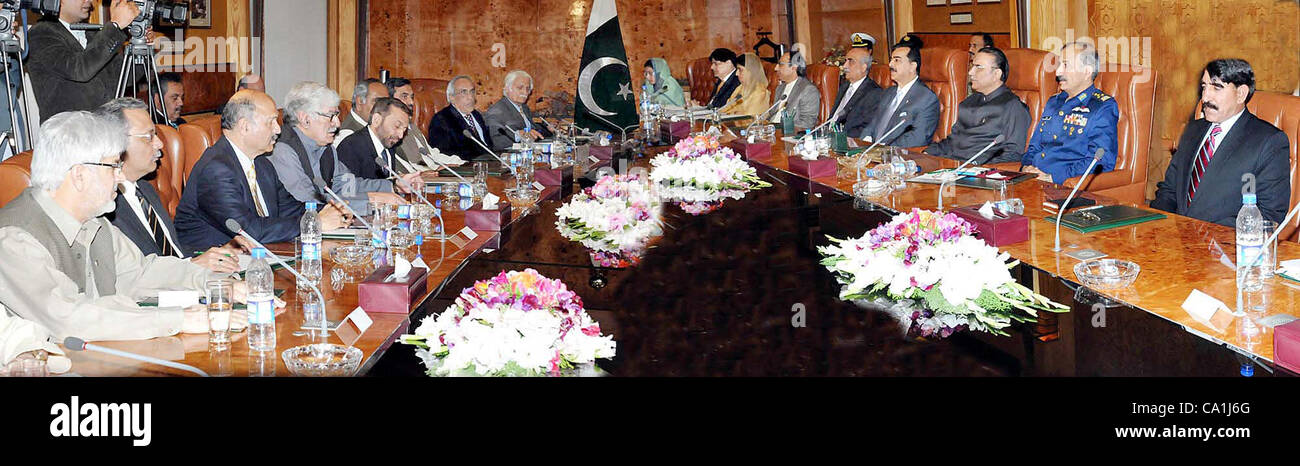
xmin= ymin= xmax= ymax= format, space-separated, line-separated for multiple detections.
xmin=58 ymin=19 xmax=87 ymax=49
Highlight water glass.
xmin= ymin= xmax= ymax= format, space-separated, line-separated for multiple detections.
xmin=1261 ymin=220 xmax=1278 ymax=279
xmin=206 ymin=280 xmax=233 ymax=347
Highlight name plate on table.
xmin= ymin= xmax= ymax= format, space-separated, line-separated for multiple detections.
xmin=726 ymin=140 xmax=772 ymax=161
xmin=1275 ymin=320 xmax=1300 ymax=373
xmin=950 ymin=206 xmax=1029 ymax=246
xmin=535 ymin=164 xmax=573 ymax=186
xmin=787 ymin=156 xmax=837 ymax=179
xmin=465 ymin=202 xmax=512 ymax=231
xmin=358 ymin=266 xmax=429 ymax=314
xmin=589 ymin=145 xmax=614 ymax=160
xmin=661 ymin=120 xmax=691 ymax=141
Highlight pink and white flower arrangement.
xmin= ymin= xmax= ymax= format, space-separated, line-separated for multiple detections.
xmin=555 ymin=173 xmax=663 ymax=254
xmin=819 ymin=209 xmax=1068 ymax=337
xmin=650 ymin=134 xmax=770 ymax=214
xmin=399 ymin=269 xmax=616 ymax=376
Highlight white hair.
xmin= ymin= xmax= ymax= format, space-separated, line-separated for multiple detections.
xmin=502 ymin=70 xmax=532 ymax=97
xmin=284 ymin=81 xmax=341 ymax=128
xmin=447 ymin=75 xmax=473 ymax=100
xmin=31 ymin=111 xmax=127 ymax=191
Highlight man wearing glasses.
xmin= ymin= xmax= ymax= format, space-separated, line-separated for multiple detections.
xmin=0 ymin=111 xmax=261 ymax=342
xmin=269 ymin=82 xmax=418 ymax=214
xmin=96 ymin=98 xmax=241 ymax=272
xmin=427 ymin=75 xmax=497 ymax=161
xmin=827 ymin=33 xmax=885 ymax=139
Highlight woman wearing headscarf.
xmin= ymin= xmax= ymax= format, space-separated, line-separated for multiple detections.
xmin=642 ymin=58 xmax=686 ymax=107
xmin=719 ymin=53 xmax=771 ymax=118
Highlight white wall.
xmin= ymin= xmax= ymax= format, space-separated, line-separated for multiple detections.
xmin=263 ymin=0 xmax=328 ymax=105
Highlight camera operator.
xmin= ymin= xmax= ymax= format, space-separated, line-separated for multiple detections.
xmin=25 ymin=0 xmax=141 ymax=122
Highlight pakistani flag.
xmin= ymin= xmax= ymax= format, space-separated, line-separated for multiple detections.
xmin=575 ymin=0 xmax=639 ymax=134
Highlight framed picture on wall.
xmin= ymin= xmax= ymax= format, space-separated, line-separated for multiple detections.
xmin=949 ymin=0 xmax=973 ymax=4
xmin=190 ymin=0 xmax=212 ymax=28
xmin=926 ymin=0 xmax=946 ymax=6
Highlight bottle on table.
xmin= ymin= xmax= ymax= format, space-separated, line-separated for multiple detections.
xmin=1236 ymin=193 xmax=1266 ymax=292
xmin=299 ymin=201 xmax=322 ymax=288
xmin=246 ymin=248 xmax=276 ymax=352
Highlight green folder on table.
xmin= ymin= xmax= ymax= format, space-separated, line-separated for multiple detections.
xmin=1042 ymin=205 xmax=1167 ymax=233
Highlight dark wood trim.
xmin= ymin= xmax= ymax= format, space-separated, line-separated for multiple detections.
xmin=356 ymin=0 xmax=368 ymax=79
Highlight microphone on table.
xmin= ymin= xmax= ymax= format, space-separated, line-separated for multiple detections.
xmin=373 ymin=155 xmax=437 ymax=209
xmin=224 ymin=219 xmax=331 ymax=333
xmin=584 ymin=110 xmax=637 ymax=147
xmin=1052 ymin=147 xmax=1106 ymax=252
xmin=857 ymin=115 xmax=911 ymax=157
xmin=311 ymin=177 xmax=375 ymax=231
xmin=937 ymin=134 xmax=1004 ymax=211
xmin=749 ymin=95 xmax=788 ymax=132
xmin=64 ymin=337 xmax=209 ymax=377
xmin=461 ymin=129 xmax=518 ymax=177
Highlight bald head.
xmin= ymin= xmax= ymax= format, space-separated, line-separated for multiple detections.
xmin=237 ymin=74 xmax=265 ymax=92
xmin=221 ymin=90 xmax=281 ymax=157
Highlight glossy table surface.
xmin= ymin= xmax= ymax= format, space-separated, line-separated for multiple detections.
xmin=66 ymin=131 xmax=1296 ymax=376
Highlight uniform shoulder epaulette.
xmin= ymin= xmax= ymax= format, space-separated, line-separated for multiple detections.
xmin=1092 ymin=92 xmax=1112 ymax=102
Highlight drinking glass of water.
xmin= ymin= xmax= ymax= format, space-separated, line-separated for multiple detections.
xmin=206 ymin=280 xmax=233 ymax=348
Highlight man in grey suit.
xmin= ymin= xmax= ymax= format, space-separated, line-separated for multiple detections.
xmin=766 ymin=45 xmax=821 ymax=130
xmin=97 ymin=98 xmax=239 ymax=273
xmin=867 ymin=36 xmax=940 ymax=148
xmin=484 ymin=70 xmax=553 ymax=151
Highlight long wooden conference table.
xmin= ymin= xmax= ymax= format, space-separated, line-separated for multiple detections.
xmin=65 ymin=130 xmax=1298 ymax=377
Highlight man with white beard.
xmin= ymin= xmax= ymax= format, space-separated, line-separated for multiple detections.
xmin=0 ymin=111 xmax=256 ymax=342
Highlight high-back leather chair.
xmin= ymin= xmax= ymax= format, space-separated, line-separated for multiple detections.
xmin=1242 ymin=91 xmax=1300 ymax=240
xmin=187 ymin=113 xmax=223 ymax=142
xmin=338 ymin=100 xmax=352 ymax=120
xmin=1004 ymin=48 xmax=1060 ymax=146
xmin=178 ymin=122 xmax=214 ymax=189
xmin=805 ymin=63 xmax=840 ymax=123
xmin=918 ymin=48 xmax=969 ymax=143
xmin=687 ymin=57 xmax=713 ymax=105
xmin=0 ymin=151 xmax=32 ymax=208
xmin=1064 ymin=65 xmax=1158 ymax=205
xmin=153 ymin=124 xmax=184 ymax=216
xmin=409 ymin=78 xmax=450 ymax=132
xmin=869 ymin=63 xmax=891 ymax=89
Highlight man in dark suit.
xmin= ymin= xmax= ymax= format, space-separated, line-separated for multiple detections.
xmin=26 ymin=0 xmax=140 ymax=122
xmin=153 ymin=72 xmax=187 ymax=128
xmin=701 ymin=48 xmax=740 ymax=109
xmin=484 ymin=70 xmax=553 ymax=151
xmin=96 ymin=98 xmax=238 ymax=272
xmin=174 ymin=90 xmax=350 ymax=251
xmin=866 ymin=36 xmax=940 ymax=148
xmin=337 ymin=97 xmax=426 ymax=184
xmin=427 ymin=75 xmax=496 ymax=161
xmin=1152 ymin=59 xmax=1291 ymax=227
xmin=828 ymin=45 xmax=884 ymax=138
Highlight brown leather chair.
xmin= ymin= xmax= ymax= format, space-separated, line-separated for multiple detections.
xmin=338 ymin=100 xmax=352 ymax=120
xmin=1004 ymin=48 xmax=1060 ymax=147
xmin=1064 ymin=66 xmax=1158 ymax=206
xmin=409 ymin=78 xmax=450 ymax=132
xmin=178 ymin=122 xmax=214 ymax=189
xmin=153 ymin=124 xmax=184 ymax=216
xmin=687 ymin=57 xmax=713 ymax=105
xmin=186 ymin=113 xmax=223 ymax=142
xmin=918 ymin=48 xmax=969 ymax=143
xmin=1240 ymin=91 xmax=1300 ymax=240
xmin=869 ymin=63 xmax=891 ymax=89
xmin=805 ymin=63 xmax=840 ymax=123
xmin=0 ymin=151 xmax=32 ymax=208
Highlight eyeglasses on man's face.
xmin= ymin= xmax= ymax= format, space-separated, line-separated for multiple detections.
xmin=79 ymin=161 xmax=124 ymax=171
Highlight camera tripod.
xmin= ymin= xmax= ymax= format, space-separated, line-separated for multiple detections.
xmin=0 ymin=19 xmax=31 ymax=155
xmin=115 ymin=36 xmax=172 ymax=126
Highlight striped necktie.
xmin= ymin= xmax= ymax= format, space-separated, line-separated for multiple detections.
xmin=1187 ymin=124 xmax=1222 ymax=206
xmin=137 ymin=189 xmax=178 ymax=257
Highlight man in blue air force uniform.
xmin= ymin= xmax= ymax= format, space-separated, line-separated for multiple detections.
xmin=1020 ymin=42 xmax=1119 ymax=185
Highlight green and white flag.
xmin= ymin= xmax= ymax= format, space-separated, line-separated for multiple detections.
xmin=574 ymin=0 xmax=638 ymax=134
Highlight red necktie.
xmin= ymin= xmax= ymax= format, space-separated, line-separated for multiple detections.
xmin=1187 ymin=124 xmax=1222 ymax=205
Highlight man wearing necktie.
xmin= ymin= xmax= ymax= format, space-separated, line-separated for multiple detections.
xmin=97 ymin=98 xmax=238 ymax=273
xmin=428 ymin=75 xmax=497 ymax=161
xmin=866 ymin=35 xmax=940 ymax=148
xmin=175 ymin=90 xmax=350 ymax=251
xmin=485 ymin=70 xmax=554 ymax=151
xmin=336 ymin=97 xmax=425 ymax=190
xmin=1152 ymin=59 xmax=1291 ymax=227
xmin=827 ymin=40 xmax=884 ymax=139
xmin=387 ymin=77 xmax=467 ymax=169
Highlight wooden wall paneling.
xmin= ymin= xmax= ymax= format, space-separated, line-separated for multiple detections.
xmin=328 ymin=0 xmax=359 ymax=99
